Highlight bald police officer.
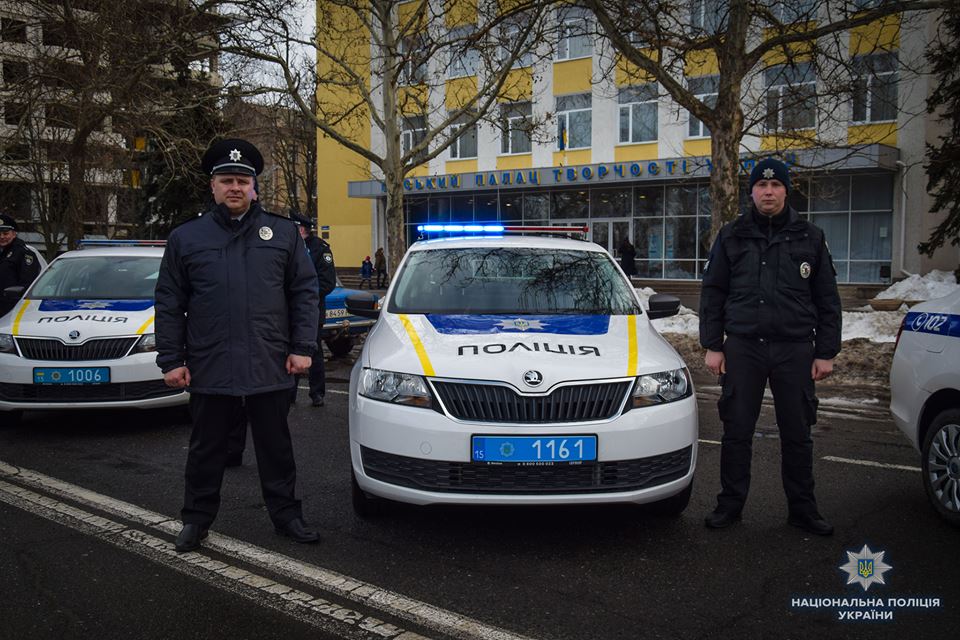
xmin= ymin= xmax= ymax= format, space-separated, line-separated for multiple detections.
xmin=155 ymin=139 xmax=321 ymax=552
xmin=700 ymin=158 xmax=842 ymax=536
xmin=0 ymin=214 xmax=41 ymax=318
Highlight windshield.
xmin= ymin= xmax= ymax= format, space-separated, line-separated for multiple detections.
xmin=28 ymin=255 xmax=162 ymax=300
xmin=389 ymin=247 xmax=641 ymax=315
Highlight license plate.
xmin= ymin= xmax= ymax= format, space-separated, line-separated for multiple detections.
xmin=326 ymin=308 xmax=349 ymax=318
xmin=471 ymin=435 xmax=597 ymax=464
xmin=33 ymin=367 xmax=111 ymax=385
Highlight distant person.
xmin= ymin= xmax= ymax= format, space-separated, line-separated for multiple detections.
xmin=374 ymin=247 xmax=388 ymax=288
xmin=359 ymin=255 xmax=373 ymax=289
xmin=0 ymin=214 xmax=42 ymax=318
xmin=619 ymin=239 xmax=637 ymax=277
xmin=155 ymin=138 xmax=321 ymax=552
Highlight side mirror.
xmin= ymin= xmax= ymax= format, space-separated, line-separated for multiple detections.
xmin=346 ymin=294 xmax=380 ymax=319
xmin=646 ymin=293 xmax=680 ymax=320
xmin=3 ymin=286 xmax=25 ymax=302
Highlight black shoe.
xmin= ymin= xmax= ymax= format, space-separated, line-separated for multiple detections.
xmin=788 ymin=512 xmax=834 ymax=536
xmin=225 ymin=453 xmax=243 ymax=467
xmin=174 ymin=524 xmax=209 ymax=552
xmin=274 ymin=517 xmax=319 ymax=543
xmin=311 ymin=396 xmax=324 ymax=407
xmin=704 ymin=509 xmax=742 ymax=529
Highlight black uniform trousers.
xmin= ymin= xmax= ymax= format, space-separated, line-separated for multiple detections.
xmin=716 ymin=335 xmax=819 ymax=516
xmin=183 ymin=389 xmax=302 ymax=528
xmin=306 ymin=304 xmax=326 ymax=402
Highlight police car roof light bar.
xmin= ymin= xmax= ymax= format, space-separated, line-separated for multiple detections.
xmin=77 ymin=239 xmax=167 ymax=248
xmin=502 ymin=225 xmax=588 ymax=234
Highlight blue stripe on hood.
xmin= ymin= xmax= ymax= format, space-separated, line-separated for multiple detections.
xmin=425 ymin=314 xmax=610 ymax=335
xmin=38 ymin=299 xmax=154 ymax=312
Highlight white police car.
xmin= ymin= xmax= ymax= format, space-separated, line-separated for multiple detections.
xmin=0 ymin=241 xmax=187 ymax=425
xmin=890 ymin=288 xmax=960 ymax=527
xmin=346 ymin=231 xmax=697 ymax=516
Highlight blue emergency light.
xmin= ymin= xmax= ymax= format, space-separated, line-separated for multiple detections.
xmin=77 ymin=239 xmax=167 ymax=248
xmin=416 ymin=224 xmax=505 ymax=233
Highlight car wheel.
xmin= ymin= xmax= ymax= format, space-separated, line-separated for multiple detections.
xmin=326 ymin=336 xmax=353 ymax=358
xmin=643 ymin=480 xmax=693 ymax=516
xmin=352 ymin=471 xmax=389 ymax=517
xmin=921 ymin=408 xmax=960 ymax=528
xmin=1 ymin=410 xmax=23 ymax=427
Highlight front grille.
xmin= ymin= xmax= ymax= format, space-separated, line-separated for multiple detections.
xmin=16 ymin=337 xmax=138 ymax=361
xmin=431 ymin=380 xmax=632 ymax=423
xmin=360 ymin=445 xmax=692 ymax=494
xmin=0 ymin=380 xmax=181 ymax=403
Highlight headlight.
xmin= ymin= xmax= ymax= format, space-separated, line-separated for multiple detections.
xmin=133 ymin=333 xmax=156 ymax=353
xmin=0 ymin=333 xmax=16 ymax=355
xmin=632 ymin=368 xmax=691 ymax=407
xmin=359 ymin=368 xmax=432 ymax=408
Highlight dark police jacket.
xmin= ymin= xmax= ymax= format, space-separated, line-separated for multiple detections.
xmin=154 ymin=202 xmax=320 ymax=395
xmin=0 ymin=237 xmax=41 ymax=317
xmin=699 ymin=206 xmax=842 ymax=360
xmin=305 ymin=235 xmax=336 ymax=323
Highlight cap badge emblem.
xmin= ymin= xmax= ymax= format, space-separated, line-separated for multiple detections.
xmin=229 ymin=149 xmax=242 ymax=161
xmin=762 ymin=168 xmax=775 ymax=179
xmin=800 ymin=262 xmax=811 ymax=279
xmin=259 ymin=226 xmax=273 ymax=240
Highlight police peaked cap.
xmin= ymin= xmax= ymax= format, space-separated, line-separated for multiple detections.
xmin=0 ymin=213 xmax=18 ymax=232
xmin=749 ymin=158 xmax=791 ymax=194
xmin=289 ymin=212 xmax=316 ymax=229
xmin=201 ymin=138 xmax=264 ymax=176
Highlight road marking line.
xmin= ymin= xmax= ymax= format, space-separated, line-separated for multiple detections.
xmin=0 ymin=479 xmax=423 ymax=640
xmin=698 ymin=439 xmax=721 ymax=445
xmin=0 ymin=461 xmax=534 ymax=640
xmin=299 ymin=385 xmax=348 ymax=394
xmin=822 ymin=455 xmax=920 ymax=473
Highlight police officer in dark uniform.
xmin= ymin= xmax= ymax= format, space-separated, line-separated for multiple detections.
xmin=0 ymin=214 xmax=41 ymax=318
xmin=154 ymin=139 xmax=321 ymax=552
xmin=700 ymin=158 xmax=842 ymax=536
xmin=290 ymin=212 xmax=337 ymax=407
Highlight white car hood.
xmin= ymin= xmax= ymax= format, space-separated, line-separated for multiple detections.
xmin=1 ymin=298 xmax=155 ymax=340
xmin=365 ymin=312 xmax=684 ymax=389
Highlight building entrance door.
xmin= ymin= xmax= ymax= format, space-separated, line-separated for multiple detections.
xmin=590 ymin=219 xmax=632 ymax=260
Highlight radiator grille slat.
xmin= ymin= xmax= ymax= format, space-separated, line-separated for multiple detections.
xmin=432 ymin=380 xmax=631 ymax=423
xmin=15 ymin=337 xmax=138 ymax=361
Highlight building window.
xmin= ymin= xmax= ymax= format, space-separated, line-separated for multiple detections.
xmin=3 ymin=101 xmax=27 ymax=126
xmin=765 ymin=62 xmax=817 ymax=131
xmin=852 ymin=52 xmax=897 ymax=123
xmin=447 ymin=25 xmax=478 ymax=78
xmin=2 ymin=60 xmax=29 ymax=86
xmin=500 ymin=102 xmax=532 ymax=154
xmin=402 ymin=115 xmax=427 ymax=164
xmin=556 ymin=6 xmax=591 ymax=61
xmin=618 ymin=85 xmax=656 ymax=144
xmin=1 ymin=18 xmax=28 ymax=43
xmin=687 ymin=76 xmax=718 ymax=138
xmin=557 ymin=93 xmax=591 ymax=150
xmin=690 ymin=0 xmax=728 ymax=35
xmin=771 ymin=0 xmax=816 ymax=23
xmin=499 ymin=18 xmax=533 ymax=69
xmin=449 ymin=114 xmax=477 ymax=159
xmin=399 ymin=36 xmax=427 ymax=85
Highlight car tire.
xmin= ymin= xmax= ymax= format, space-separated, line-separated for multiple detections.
xmin=1 ymin=410 xmax=23 ymax=427
xmin=352 ymin=471 xmax=389 ymax=517
xmin=326 ymin=336 xmax=353 ymax=359
xmin=921 ymin=408 xmax=960 ymax=528
xmin=643 ymin=479 xmax=693 ymax=517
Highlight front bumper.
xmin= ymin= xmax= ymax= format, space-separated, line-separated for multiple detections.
xmin=0 ymin=352 xmax=187 ymax=411
xmin=349 ymin=389 xmax=698 ymax=506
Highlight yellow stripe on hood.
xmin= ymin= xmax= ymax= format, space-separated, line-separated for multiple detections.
xmin=398 ymin=314 xmax=436 ymax=377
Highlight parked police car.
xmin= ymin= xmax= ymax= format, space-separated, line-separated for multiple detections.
xmin=346 ymin=232 xmax=697 ymax=516
xmin=0 ymin=242 xmax=187 ymax=425
xmin=890 ymin=288 xmax=960 ymax=527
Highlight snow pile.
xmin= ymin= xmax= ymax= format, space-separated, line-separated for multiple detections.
xmin=874 ymin=270 xmax=958 ymax=301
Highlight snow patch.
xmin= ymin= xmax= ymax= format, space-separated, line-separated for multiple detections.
xmin=874 ymin=270 xmax=958 ymax=301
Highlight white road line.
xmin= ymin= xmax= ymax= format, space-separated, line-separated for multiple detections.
xmin=0 ymin=460 xmax=534 ymax=640
xmin=822 ymin=455 xmax=920 ymax=473
xmin=298 ymin=385 xmax=348 ymax=394
xmin=0 ymin=479 xmax=422 ymax=640
xmin=698 ymin=439 xmax=721 ymax=445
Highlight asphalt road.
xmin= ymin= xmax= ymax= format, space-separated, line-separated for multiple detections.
xmin=0 ymin=353 xmax=956 ymax=640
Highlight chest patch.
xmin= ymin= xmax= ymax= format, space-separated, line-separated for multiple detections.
xmin=800 ymin=262 xmax=811 ymax=279
xmin=259 ymin=226 xmax=273 ymax=241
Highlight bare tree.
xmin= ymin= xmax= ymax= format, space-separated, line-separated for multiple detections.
xmin=585 ymin=0 xmax=945 ymax=239
xmin=217 ymin=0 xmax=555 ymax=268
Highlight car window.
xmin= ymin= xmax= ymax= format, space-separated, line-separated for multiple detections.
xmin=389 ymin=247 xmax=641 ymax=315
xmin=28 ymin=256 xmax=162 ymax=300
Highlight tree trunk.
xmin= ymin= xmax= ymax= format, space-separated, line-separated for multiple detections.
xmin=67 ymin=150 xmax=87 ymax=250
xmin=384 ymin=170 xmax=406 ymax=277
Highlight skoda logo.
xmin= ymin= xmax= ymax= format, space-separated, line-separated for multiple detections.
xmin=523 ymin=370 xmax=543 ymax=387
xmin=68 ymin=330 xmax=81 ymax=341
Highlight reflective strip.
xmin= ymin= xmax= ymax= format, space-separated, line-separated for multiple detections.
xmin=136 ymin=315 xmax=154 ymax=335
xmin=902 ymin=312 xmax=960 ymax=338
xmin=12 ymin=299 xmax=30 ymax=336
xmin=627 ymin=315 xmax=638 ymax=377
xmin=398 ymin=314 xmax=435 ymax=377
